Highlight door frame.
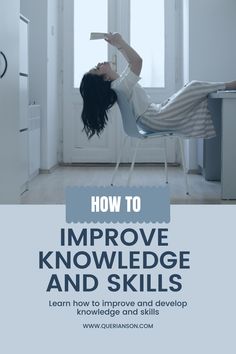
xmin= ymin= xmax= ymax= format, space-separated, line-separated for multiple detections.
xmin=62 ymin=0 xmax=119 ymax=163
xmin=61 ymin=0 xmax=183 ymax=164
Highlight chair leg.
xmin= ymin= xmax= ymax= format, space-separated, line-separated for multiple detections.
xmin=178 ymin=137 xmax=189 ymax=195
xmin=163 ymin=137 xmax=168 ymax=184
xmin=111 ymin=135 xmax=127 ymax=186
xmin=127 ymin=139 xmax=141 ymax=186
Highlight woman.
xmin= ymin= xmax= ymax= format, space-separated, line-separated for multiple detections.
xmin=80 ymin=33 xmax=236 ymax=139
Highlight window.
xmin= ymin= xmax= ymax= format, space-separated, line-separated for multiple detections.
xmin=74 ymin=0 xmax=108 ymax=88
xmin=73 ymin=0 xmax=179 ymax=98
xmin=130 ymin=0 xmax=165 ymax=87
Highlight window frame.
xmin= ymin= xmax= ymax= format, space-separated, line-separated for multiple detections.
xmin=73 ymin=0 xmax=183 ymax=103
xmin=128 ymin=0 xmax=182 ymax=103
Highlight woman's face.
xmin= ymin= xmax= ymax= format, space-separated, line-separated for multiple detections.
xmin=89 ymin=62 xmax=114 ymax=80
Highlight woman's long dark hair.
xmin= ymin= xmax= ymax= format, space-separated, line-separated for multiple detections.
xmin=79 ymin=73 xmax=117 ymax=138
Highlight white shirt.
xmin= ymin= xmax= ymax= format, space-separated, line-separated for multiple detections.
xmin=111 ymin=65 xmax=151 ymax=119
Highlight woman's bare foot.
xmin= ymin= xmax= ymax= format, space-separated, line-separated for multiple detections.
xmin=225 ymin=80 xmax=236 ymax=90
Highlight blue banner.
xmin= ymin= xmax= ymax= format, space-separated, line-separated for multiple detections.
xmin=65 ymin=186 xmax=170 ymax=223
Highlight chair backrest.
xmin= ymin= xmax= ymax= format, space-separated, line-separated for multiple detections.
xmin=115 ymin=90 xmax=142 ymax=138
xmin=115 ymin=89 xmax=174 ymax=139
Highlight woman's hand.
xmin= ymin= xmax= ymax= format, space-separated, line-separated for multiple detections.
xmin=105 ymin=33 xmax=123 ymax=48
xmin=105 ymin=32 xmax=142 ymax=76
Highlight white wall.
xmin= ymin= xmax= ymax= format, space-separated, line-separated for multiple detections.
xmin=188 ymin=0 xmax=236 ymax=82
xmin=20 ymin=0 xmax=59 ymax=170
xmin=183 ymin=0 xmax=236 ymax=170
xmin=47 ymin=0 xmax=59 ymax=169
xmin=0 ymin=0 xmax=20 ymax=203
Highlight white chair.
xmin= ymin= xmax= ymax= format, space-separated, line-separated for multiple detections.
xmin=111 ymin=90 xmax=189 ymax=194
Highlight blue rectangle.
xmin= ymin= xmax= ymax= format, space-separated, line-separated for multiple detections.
xmin=65 ymin=186 xmax=170 ymax=223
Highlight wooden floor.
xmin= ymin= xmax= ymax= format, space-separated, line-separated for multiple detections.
xmin=20 ymin=165 xmax=235 ymax=204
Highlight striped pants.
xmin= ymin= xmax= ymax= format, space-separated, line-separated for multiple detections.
xmin=138 ymin=80 xmax=226 ymax=139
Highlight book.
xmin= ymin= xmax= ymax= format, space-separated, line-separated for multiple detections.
xmin=90 ymin=32 xmax=108 ymax=40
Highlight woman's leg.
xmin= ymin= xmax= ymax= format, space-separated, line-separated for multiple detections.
xmin=159 ymin=80 xmax=225 ymax=115
xmin=225 ymin=80 xmax=236 ymax=90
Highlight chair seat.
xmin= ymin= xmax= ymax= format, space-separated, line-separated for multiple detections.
xmin=137 ymin=125 xmax=175 ymax=138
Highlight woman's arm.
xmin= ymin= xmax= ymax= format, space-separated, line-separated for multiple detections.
xmin=105 ymin=33 xmax=142 ymax=76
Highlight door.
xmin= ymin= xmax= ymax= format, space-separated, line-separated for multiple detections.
xmin=62 ymin=0 xmax=117 ymax=163
xmin=62 ymin=0 xmax=180 ymax=163
xmin=0 ymin=0 xmax=20 ymax=203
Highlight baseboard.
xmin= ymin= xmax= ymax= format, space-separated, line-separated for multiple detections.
xmin=29 ymin=170 xmax=40 ymax=181
xmin=60 ymin=162 xmax=180 ymax=167
xmin=39 ymin=164 xmax=58 ymax=174
xmin=188 ymin=167 xmax=202 ymax=175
